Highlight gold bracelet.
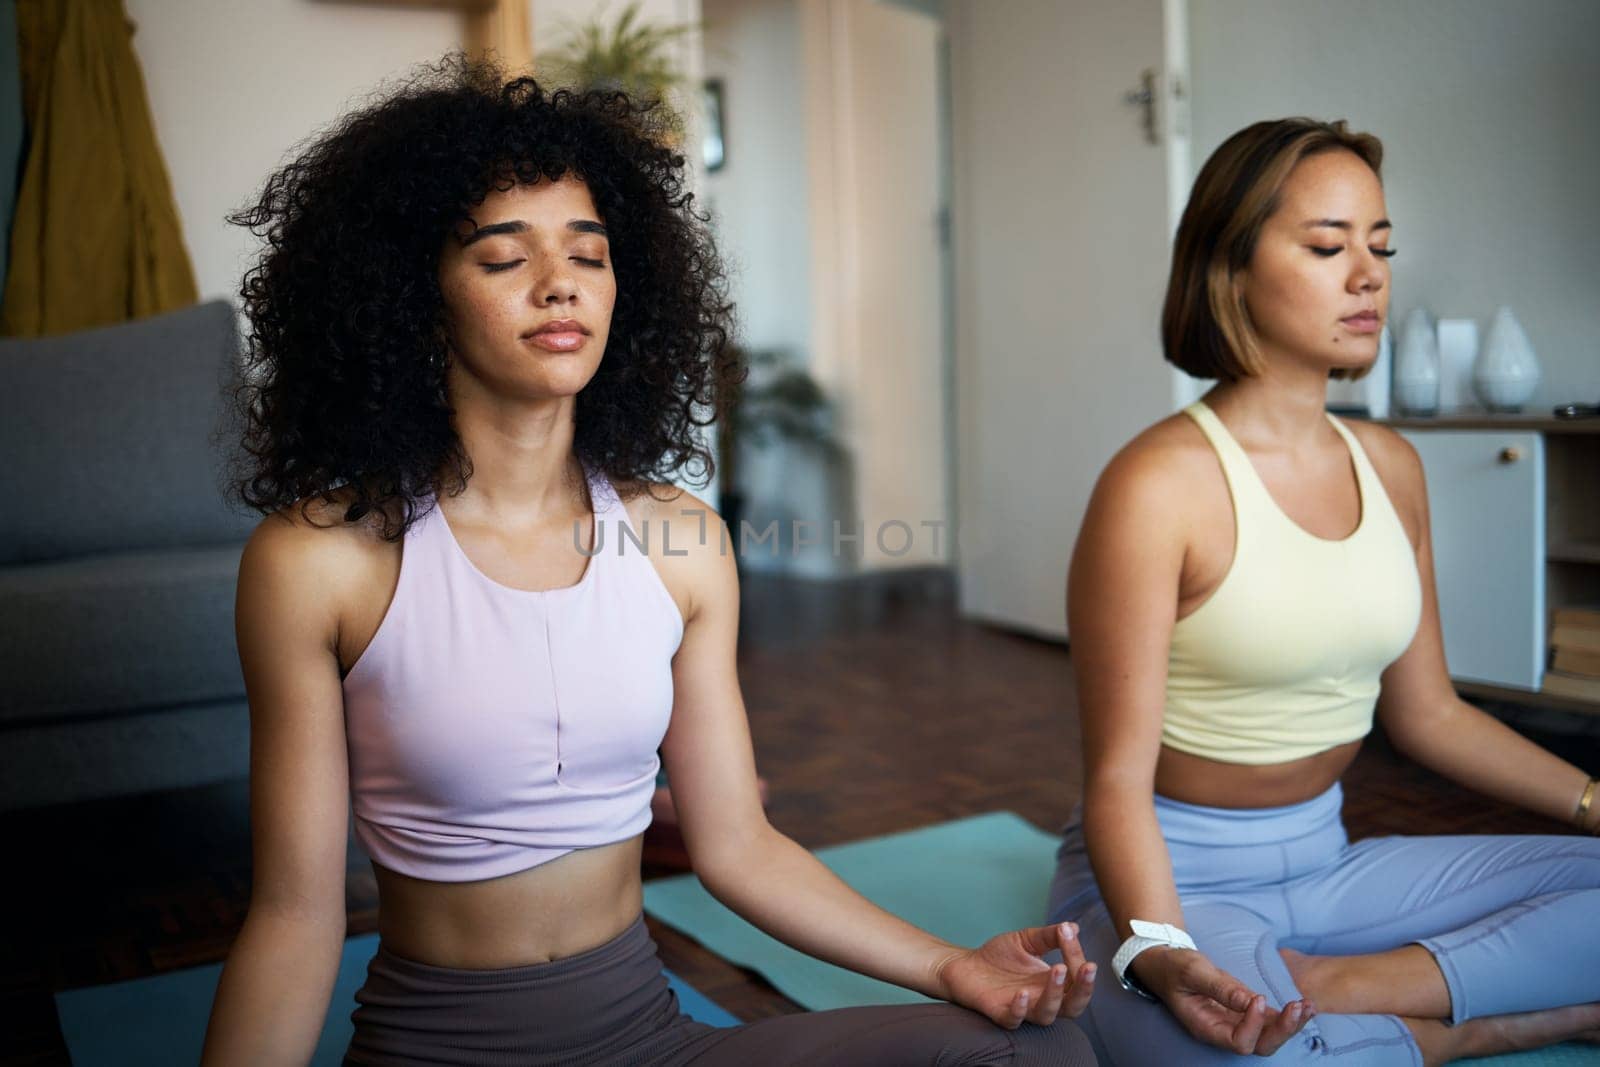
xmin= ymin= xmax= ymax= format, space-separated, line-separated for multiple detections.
xmin=1575 ymin=778 xmax=1599 ymax=833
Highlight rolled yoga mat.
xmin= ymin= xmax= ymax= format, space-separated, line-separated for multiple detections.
xmin=641 ymin=811 xmax=1599 ymax=1066
xmin=54 ymin=931 xmax=737 ymax=1066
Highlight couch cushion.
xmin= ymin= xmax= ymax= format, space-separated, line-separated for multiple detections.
xmin=0 ymin=300 xmax=258 ymax=564
xmin=0 ymin=544 xmax=246 ymax=723
xmin=0 ymin=698 xmax=250 ymax=810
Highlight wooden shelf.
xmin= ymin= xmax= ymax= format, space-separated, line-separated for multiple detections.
xmin=1456 ymin=679 xmax=1600 ymax=716
xmin=1550 ymin=541 xmax=1600 ymax=565
xmin=1379 ymin=414 xmax=1600 ymax=434
xmin=315 ymin=0 xmax=496 ymax=9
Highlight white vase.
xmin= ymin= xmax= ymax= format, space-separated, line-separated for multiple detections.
xmin=1369 ymin=323 xmax=1392 ymax=418
xmin=1393 ymin=307 xmax=1439 ymax=415
xmin=1436 ymin=319 xmax=1478 ymax=411
xmin=1474 ymin=306 xmax=1540 ymax=411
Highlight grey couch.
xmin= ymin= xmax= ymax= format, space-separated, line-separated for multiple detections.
xmin=0 ymin=301 xmax=258 ymax=810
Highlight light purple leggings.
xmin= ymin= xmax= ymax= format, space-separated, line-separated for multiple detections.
xmin=1046 ymin=783 xmax=1600 ymax=1066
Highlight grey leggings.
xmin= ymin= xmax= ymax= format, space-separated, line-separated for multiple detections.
xmin=345 ymin=914 xmax=1096 ymax=1066
xmin=1046 ymin=783 xmax=1600 ymax=1066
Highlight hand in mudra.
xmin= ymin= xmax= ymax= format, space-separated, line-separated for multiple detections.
xmin=1138 ymin=947 xmax=1314 ymax=1056
xmin=935 ymin=921 xmax=1097 ymax=1029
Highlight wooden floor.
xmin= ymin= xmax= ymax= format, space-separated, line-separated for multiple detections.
xmin=3 ymin=572 xmax=1597 ymax=1063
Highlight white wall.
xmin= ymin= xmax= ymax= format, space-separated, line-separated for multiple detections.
xmin=1190 ymin=0 xmax=1600 ymax=409
xmin=702 ymin=0 xmax=813 ymax=360
xmin=126 ymin=0 xmax=464 ymax=305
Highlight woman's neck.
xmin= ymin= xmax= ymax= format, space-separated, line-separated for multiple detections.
xmin=1203 ymin=352 xmax=1334 ymax=452
xmin=446 ymin=387 xmax=586 ymax=524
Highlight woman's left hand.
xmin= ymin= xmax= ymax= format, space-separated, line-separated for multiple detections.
xmin=934 ymin=922 xmax=1097 ymax=1029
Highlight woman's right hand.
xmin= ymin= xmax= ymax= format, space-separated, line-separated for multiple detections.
xmin=1131 ymin=947 xmax=1314 ymax=1056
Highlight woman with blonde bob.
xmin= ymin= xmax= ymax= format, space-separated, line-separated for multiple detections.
xmin=1047 ymin=117 xmax=1600 ymax=1066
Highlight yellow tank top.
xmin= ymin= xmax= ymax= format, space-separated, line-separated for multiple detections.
xmin=1162 ymin=401 xmax=1422 ymax=765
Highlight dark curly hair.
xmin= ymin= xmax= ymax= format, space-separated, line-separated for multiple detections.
xmin=229 ymin=56 xmax=738 ymax=539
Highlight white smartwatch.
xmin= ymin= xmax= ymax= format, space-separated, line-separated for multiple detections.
xmin=1110 ymin=920 xmax=1197 ymax=1001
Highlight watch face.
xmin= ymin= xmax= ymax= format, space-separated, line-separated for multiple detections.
xmin=1118 ymin=970 xmax=1161 ymax=1001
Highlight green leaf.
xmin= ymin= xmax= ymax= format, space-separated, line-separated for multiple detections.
xmin=536 ymin=0 xmax=701 ymax=133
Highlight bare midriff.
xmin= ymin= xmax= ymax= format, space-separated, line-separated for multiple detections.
xmin=1154 ymin=739 xmax=1363 ymax=810
xmin=372 ymin=836 xmax=645 ymax=969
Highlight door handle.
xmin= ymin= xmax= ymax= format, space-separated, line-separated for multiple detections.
xmin=1124 ymin=69 xmax=1157 ymax=145
xmin=1498 ymin=446 xmax=1523 ymax=464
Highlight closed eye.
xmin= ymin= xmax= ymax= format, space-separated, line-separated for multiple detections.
xmin=480 ymin=256 xmax=606 ymax=272
xmin=1308 ymin=246 xmax=1398 ymax=259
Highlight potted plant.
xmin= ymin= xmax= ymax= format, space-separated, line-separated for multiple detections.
xmin=717 ymin=347 xmax=845 ymax=565
xmin=536 ymin=2 xmax=697 ymax=138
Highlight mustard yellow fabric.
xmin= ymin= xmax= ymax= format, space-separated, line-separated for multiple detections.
xmin=1161 ymin=401 xmax=1422 ymax=765
xmin=0 ymin=0 xmax=24 ymax=294
xmin=1 ymin=0 xmax=196 ymax=337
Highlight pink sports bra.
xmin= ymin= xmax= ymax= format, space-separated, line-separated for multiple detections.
xmin=341 ymin=470 xmax=684 ymax=882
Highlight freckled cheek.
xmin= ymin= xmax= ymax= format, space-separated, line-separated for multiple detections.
xmin=444 ymin=288 xmax=520 ymax=352
xmin=489 ymin=293 xmax=528 ymax=327
xmin=588 ymin=279 xmax=618 ymax=336
xmin=458 ymin=288 xmax=525 ymax=335
xmin=590 ymin=274 xmax=617 ymax=308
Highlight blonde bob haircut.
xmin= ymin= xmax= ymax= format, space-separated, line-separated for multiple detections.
xmin=1162 ymin=118 xmax=1384 ymax=382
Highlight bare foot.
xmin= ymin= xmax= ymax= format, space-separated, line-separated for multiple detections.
xmin=1279 ymin=948 xmax=1323 ymax=996
xmin=1426 ymin=1003 xmax=1600 ymax=1064
xmin=1278 ymin=945 xmax=1450 ymax=1018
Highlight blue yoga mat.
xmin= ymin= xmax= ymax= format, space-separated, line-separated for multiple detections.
xmin=55 ymin=931 xmax=736 ymax=1066
xmin=645 ymin=810 xmax=1059 ymax=1011
xmin=642 ymin=811 xmax=1599 ymax=1067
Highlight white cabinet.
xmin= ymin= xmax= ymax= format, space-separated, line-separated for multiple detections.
xmin=1393 ymin=416 xmax=1600 ymax=714
xmin=1399 ymin=429 xmax=1545 ymax=690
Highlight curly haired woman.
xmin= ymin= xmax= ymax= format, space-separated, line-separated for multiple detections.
xmin=200 ymin=59 xmax=1096 ymax=1066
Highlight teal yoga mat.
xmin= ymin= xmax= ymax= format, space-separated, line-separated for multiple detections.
xmin=55 ymin=932 xmax=736 ymax=1066
xmin=645 ymin=811 xmax=1061 ymax=1011
xmin=642 ymin=811 xmax=1599 ymax=1066
xmin=1463 ymin=1052 xmax=1600 ymax=1067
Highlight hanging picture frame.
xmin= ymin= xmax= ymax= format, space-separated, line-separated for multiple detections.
xmin=702 ymin=78 xmax=726 ymax=172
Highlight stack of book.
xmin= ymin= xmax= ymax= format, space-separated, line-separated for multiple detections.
xmin=1546 ymin=606 xmax=1600 ymax=702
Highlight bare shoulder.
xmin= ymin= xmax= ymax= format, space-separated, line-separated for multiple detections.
xmin=1092 ymin=412 xmax=1219 ymax=520
xmin=1071 ymin=415 xmax=1213 ymax=625
xmin=245 ymin=492 xmax=391 ymax=567
xmin=614 ymin=481 xmax=729 ymax=622
xmin=238 ymin=492 xmax=399 ymax=620
xmin=617 ymin=481 xmax=722 ymax=542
